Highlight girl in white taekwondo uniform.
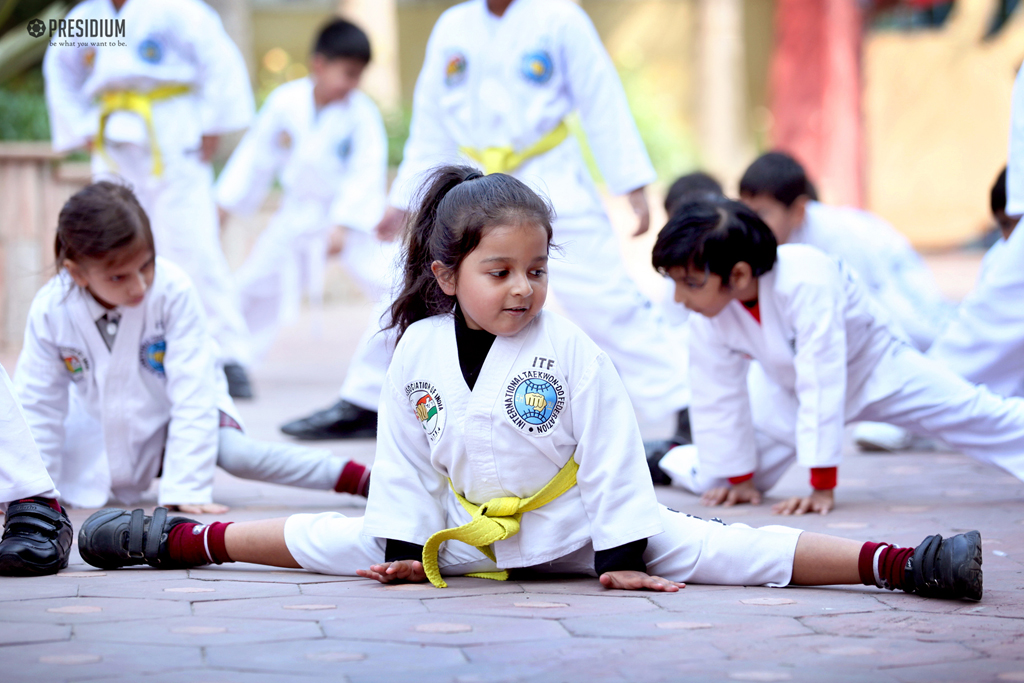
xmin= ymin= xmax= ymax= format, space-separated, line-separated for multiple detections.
xmin=43 ymin=0 xmax=255 ymax=395
xmin=76 ymin=168 xmax=983 ymax=605
xmin=284 ymin=0 xmax=692 ymax=442
xmin=217 ymin=19 xmax=398 ymax=369
xmin=650 ymin=197 xmax=1024 ymax=516
xmin=14 ymin=183 xmax=371 ymax=513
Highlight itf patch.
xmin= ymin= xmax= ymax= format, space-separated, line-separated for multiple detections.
xmin=521 ymin=50 xmax=553 ymax=84
xmin=444 ymin=52 xmax=467 ymax=87
xmin=406 ymin=380 xmax=446 ymax=443
xmin=139 ymin=337 xmax=166 ymax=375
xmin=337 ymin=136 xmax=352 ymax=160
xmin=58 ymin=347 xmax=90 ymax=382
xmin=138 ymin=38 xmax=163 ymax=64
xmin=504 ymin=370 xmax=565 ymax=436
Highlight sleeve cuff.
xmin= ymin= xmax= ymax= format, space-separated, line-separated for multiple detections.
xmin=594 ymin=538 xmax=648 ymax=575
xmin=728 ymin=472 xmax=755 ymax=485
xmin=810 ymin=467 xmax=837 ymax=491
xmin=385 ymin=539 xmax=424 ymax=563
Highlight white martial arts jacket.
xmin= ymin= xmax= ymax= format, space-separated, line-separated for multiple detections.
xmin=388 ymin=0 xmax=656 ymax=218
xmin=928 ymin=224 xmax=1024 ymax=399
xmin=43 ymin=0 xmax=253 ymax=154
xmin=216 ymin=78 xmax=387 ymax=235
xmin=1008 ymin=65 xmax=1024 ymax=214
xmin=14 ymin=259 xmax=239 ymax=508
xmin=789 ymin=201 xmax=951 ymax=350
xmin=0 ymin=363 xmax=58 ymax=505
xmin=362 ymin=310 xmax=664 ymax=568
xmin=689 ymin=245 xmax=906 ymax=478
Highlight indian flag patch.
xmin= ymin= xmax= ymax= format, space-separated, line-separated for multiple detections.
xmin=405 ymin=380 xmax=446 ymax=443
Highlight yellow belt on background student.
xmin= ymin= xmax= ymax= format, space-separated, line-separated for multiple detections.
xmin=421 ymin=455 xmax=579 ymax=588
xmin=96 ymin=84 xmax=191 ymax=177
xmin=459 ymin=120 xmax=569 ymax=175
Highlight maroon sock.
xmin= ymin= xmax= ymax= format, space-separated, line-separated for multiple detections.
xmin=335 ymin=461 xmax=371 ymax=497
xmin=168 ymin=521 xmax=235 ymax=566
xmin=858 ymin=541 xmax=914 ymax=591
xmin=17 ymin=497 xmax=62 ymax=513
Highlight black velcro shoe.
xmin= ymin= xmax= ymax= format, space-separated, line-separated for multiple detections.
xmin=280 ymin=399 xmax=377 ymax=440
xmin=906 ymin=531 xmax=983 ymax=601
xmin=0 ymin=499 xmax=73 ymax=576
xmin=78 ymin=507 xmax=198 ymax=570
xmin=645 ymin=440 xmax=679 ymax=486
xmin=224 ymin=363 xmax=254 ymax=399
xmin=674 ymin=408 xmax=693 ymax=445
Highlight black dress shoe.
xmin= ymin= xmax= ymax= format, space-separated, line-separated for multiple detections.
xmin=224 ymin=363 xmax=254 ymax=399
xmin=78 ymin=507 xmax=198 ymax=570
xmin=674 ymin=408 xmax=693 ymax=445
xmin=280 ymin=399 xmax=377 ymax=440
xmin=0 ymin=499 xmax=73 ymax=576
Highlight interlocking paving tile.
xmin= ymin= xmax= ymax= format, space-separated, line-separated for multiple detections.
xmin=206 ymin=639 xmax=466 ymax=676
xmin=78 ymin=577 xmax=299 ymax=602
xmin=465 ymin=634 xmax=725 ymax=669
xmin=69 ymin=669 xmax=343 ymax=683
xmin=0 ymin=641 xmax=201 ymax=679
xmin=300 ymin=576 xmax=526 ymax=600
xmin=188 ymin=563 xmax=366 ymax=585
xmin=0 ymin=596 xmax=190 ymax=624
xmin=0 ymin=621 xmax=71 ymax=645
xmin=423 ymin=592 xmax=658 ymax=619
xmin=193 ymin=595 xmax=428 ymax=621
xmin=646 ymin=584 xmax=890 ymax=617
xmin=802 ymin=610 xmax=1024 ymax=644
xmin=715 ymin=633 xmax=980 ymax=669
xmin=558 ymin=611 xmax=811 ymax=641
xmin=0 ymin=578 xmax=78 ymax=602
xmin=322 ymin=613 xmax=569 ymax=646
xmin=74 ymin=615 xmax=323 ymax=647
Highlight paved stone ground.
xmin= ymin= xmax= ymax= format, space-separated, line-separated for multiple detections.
xmin=2 ymin=248 xmax=1022 ymax=682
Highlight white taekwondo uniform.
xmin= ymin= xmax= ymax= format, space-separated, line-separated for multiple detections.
xmin=216 ymin=78 xmax=399 ymax=368
xmin=377 ymin=0 xmax=690 ymax=421
xmin=788 ymin=201 xmax=952 ymax=351
xmin=285 ymin=310 xmax=802 ymax=587
xmin=43 ymin=0 xmax=254 ymax=365
xmin=0 ymin=364 xmax=59 ymax=507
xmin=659 ymin=245 xmax=1024 ymax=493
xmin=14 ymin=259 xmax=347 ymax=509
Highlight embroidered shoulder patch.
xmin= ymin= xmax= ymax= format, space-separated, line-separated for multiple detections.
xmin=445 ymin=52 xmax=467 ymax=87
xmin=503 ymin=370 xmax=565 ymax=436
xmin=58 ymin=347 xmax=90 ymax=382
xmin=521 ymin=50 xmax=553 ymax=84
xmin=405 ymin=380 xmax=446 ymax=443
xmin=139 ymin=337 xmax=166 ymax=375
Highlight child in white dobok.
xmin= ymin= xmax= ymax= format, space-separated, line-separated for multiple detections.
xmin=78 ymin=168 xmax=982 ymax=604
xmin=648 ymin=197 xmax=1024 ymax=516
xmin=15 ymin=183 xmax=371 ymax=514
xmin=43 ymin=0 xmax=256 ymax=397
xmin=217 ymin=19 xmax=397 ymax=369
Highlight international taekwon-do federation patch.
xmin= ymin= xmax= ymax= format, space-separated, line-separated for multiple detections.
xmin=504 ymin=370 xmax=565 ymax=436
xmin=59 ymin=347 xmax=90 ymax=382
xmin=520 ymin=50 xmax=553 ymax=84
xmin=406 ymin=380 xmax=446 ymax=443
xmin=139 ymin=337 xmax=166 ymax=375
xmin=444 ymin=52 xmax=467 ymax=87
xmin=138 ymin=38 xmax=163 ymax=64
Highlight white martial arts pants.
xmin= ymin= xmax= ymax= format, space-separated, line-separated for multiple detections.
xmin=216 ymin=427 xmax=346 ymax=492
xmin=93 ymin=143 xmax=251 ymax=365
xmin=661 ymin=342 xmax=1024 ymax=493
xmin=0 ymin=366 xmax=59 ymax=507
xmin=284 ymin=505 xmax=802 ymax=587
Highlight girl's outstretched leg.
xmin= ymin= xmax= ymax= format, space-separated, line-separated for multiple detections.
xmin=223 ymin=518 xmax=299 ymax=568
xmin=791 ymin=532 xmax=861 ymax=585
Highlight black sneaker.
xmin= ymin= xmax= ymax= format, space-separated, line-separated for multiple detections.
xmin=280 ymin=399 xmax=378 ymax=440
xmin=906 ymin=531 xmax=983 ymax=601
xmin=224 ymin=363 xmax=254 ymax=399
xmin=674 ymin=408 xmax=693 ymax=445
xmin=0 ymin=499 xmax=73 ymax=576
xmin=78 ymin=507 xmax=197 ymax=570
xmin=645 ymin=440 xmax=679 ymax=486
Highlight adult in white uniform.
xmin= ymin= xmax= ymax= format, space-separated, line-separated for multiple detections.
xmin=281 ymin=0 xmax=692 ymax=442
xmin=0 ymin=363 xmax=73 ymax=576
xmin=218 ymin=20 xmax=398 ymax=381
xmin=15 ymin=183 xmax=371 ymax=511
xmin=43 ymin=0 xmax=256 ymax=397
xmin=650 ymin=198 xmax=1024 ymax=515
xmin=76 ymin=169 xmax=985 ymax=604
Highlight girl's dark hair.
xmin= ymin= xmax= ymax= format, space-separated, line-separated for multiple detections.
xmin=388 ymin=165 xmax=553 ymax=339
xmin=55 ymin=181 xmax=154 ymax=268
xmin=652 ymin=196 xmax=777 ymax=283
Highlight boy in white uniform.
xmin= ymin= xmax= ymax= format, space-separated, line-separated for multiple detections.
xmin=281 ymin=0 xmax=693 ymax=443
xmin=43 ymin=0 xmax=256 ymax=398
xmin=0 ymin=363 xmax=73 ymax=576
xmin=218 ymin=19 xmax=396 ymax=375
xmin=649 ymin=197 xmax=1024 ymax=515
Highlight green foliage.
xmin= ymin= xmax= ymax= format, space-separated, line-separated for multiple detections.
xmin=382 ymin=104 xmax=411 ymax=169
xmin=0 ymin=66 xmax=51 ymax=140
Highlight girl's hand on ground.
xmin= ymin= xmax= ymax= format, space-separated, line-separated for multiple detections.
xmin=170 ymin=503 xmax=230 ymax=514
xmin=600 ymin=570 xmax=685 ymax=592
xmin=772 ymin=488 xmax=835 ymax=516
xmin=700 ymin=479 xmax=762 ymax=507
xmin=357 ymin=560 xmax=427 ymax=584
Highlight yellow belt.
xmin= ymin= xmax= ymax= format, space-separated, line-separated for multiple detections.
xmin=96 ymin=84 xmax=192 ymax=177
xmin=422 ymin=455 xmax=579 ymax=588
xmin=459 ymin=120 xmax=569 ymax=175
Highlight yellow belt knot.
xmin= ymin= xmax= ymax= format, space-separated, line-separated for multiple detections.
xmin=459 ymin=120 xmax=569 ymax=175
xmin=96 ymin=84 xmax=192 ymax=177
xmin=422 ymin=455 xmax=579 ymax=588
